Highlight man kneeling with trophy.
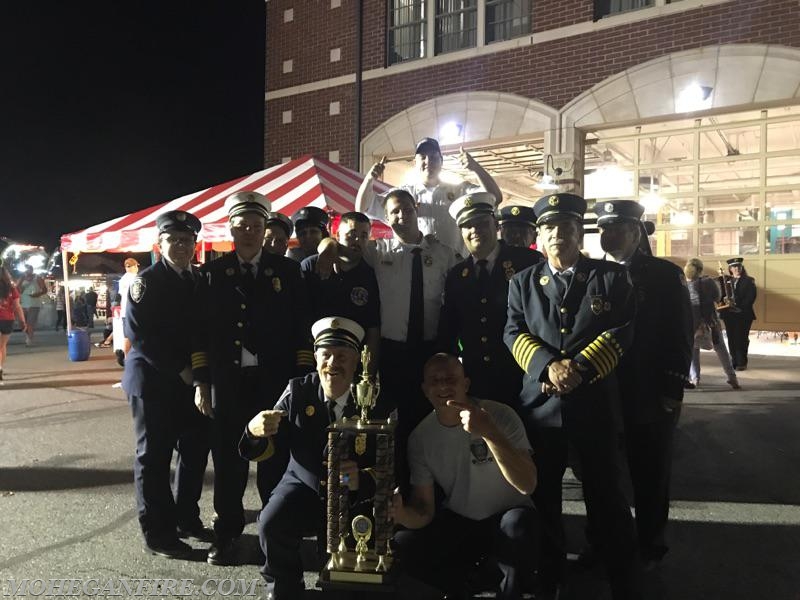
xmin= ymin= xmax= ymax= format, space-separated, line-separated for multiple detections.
xmin=239 ymin=316 xmax=383 ymax=599
xmin=392 ymin=353 xmax=540 ymax=600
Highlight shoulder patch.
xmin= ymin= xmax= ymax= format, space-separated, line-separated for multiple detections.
xmin=130 ymin=277 xmax=146 ymax=303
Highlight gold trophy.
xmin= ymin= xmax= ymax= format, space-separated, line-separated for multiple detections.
xmin=715 ymin=261 xmax=739 ymax=312
xmin=322 ymin=346 xmax=396 ymax=586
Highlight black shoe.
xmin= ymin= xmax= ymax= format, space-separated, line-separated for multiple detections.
xmin=736 ymin=365 xmax=747 ymax=371
xmin=144 ymin=537 xmax=192 ymax=559
xmin=683 ymin=380 xmax=696 ymax=389
xmin=177 ymin=523 xmax=214 ymax=542
xmin=207 ymin=538 xmax=238 ymax=566
xmin=115 ymin=349 xmax=125 ymax=367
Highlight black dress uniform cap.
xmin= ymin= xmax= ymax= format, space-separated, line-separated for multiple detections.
xmin=414 ymin=137 xmax=442 ymax=156
xmin=533 ymin=193 xmax=587 ymax=225
xmin=448 ymin=191 xmax=497 ymax=226
xmin=265 ymin=212 xmax=294 ymax=237
xmin=497 ymin=205 xmax=537 ymax=227
xmin=291 ymin=206 xmax=330 ymax=232
xmin=596 ymin=200 xmax=645 ymax=226
xmin=311 ymin=316 xmax=365 ymax=353
xmin=726 ymin=257 xmax=744 ymax=267
xmin=225 ymin=191 xmax=272 ymax=220
xmin=156 ymin=210 xmax=202 ymax=235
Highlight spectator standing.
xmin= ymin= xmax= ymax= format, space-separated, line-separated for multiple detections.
xmin=16 ymin=265 xmax=46 ymax=346
xmin=84 ymin=287 xmax=98 ymax=323
xmin=683 ymin=258 xmax=740 ymax=390
xmin=720 ymin=257 xmax=757 ymax=370
xmin=286 ymin=207 xmax=329 ymax=263
xmin=0 ymin=262 xmax=27 ymax=382
xmin=55 ymin=286 xmax=67 ymax=331
xmin=118 ymin=258 xmax=140 ymax=364
xmin=264 ymin=212 xmax=293 ymax=257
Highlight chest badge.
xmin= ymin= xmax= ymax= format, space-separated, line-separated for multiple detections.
xmin=423 ymin=254 xmax=433 ymax=267
xmin=462 ymin=267 xmax=469 ymax=278
xmin=590 ymin=295 xmax=604 ymax=315
xmin=575 ymin=272 xmax=586 ymax=283
xmin=305 ymin=405 xmax=315 ymax=417
xmin=264 ymin=267 xmax=274 ymax=277
xmin=502 ymin=260 xmax=515 ymax=281
xmin=225 ymin=267 xmax=235 ymax=276
xmin=130 ymin=278 xmax=146 ymax=303
xmin=539 ymin=275 xmax=550 ymax=286
xmin=272 ymin=277 xmax=282 ymax=292
xmin=350 ymin=286 xmax=369 ymax=306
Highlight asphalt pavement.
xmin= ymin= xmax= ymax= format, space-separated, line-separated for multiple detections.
xmin=1 ymin=328 xmax=798 ymax=599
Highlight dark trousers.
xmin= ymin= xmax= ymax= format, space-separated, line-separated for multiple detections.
xmin=212 ymin=371 xmax=288 ymax=540
xmin=129 ymin=383 xmax=210 ymax=542
xmin=528 ymin=424 xmax=640 ymax=600
xmin=393 ymin=507 xmax=539 ymax=600
xmin=258 ymin=480 xmax=325 ymax=599
xmin=624 ymin=415 xmax=676 ymax=561
xmin=722 ymin=315 xmax=753 ymax=368
xmin=55 ymin=310 xmax=66 ymax=330
xmin=379 ymin=338 xmax=436 ymax=494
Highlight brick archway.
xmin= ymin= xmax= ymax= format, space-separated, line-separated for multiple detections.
xmin=360 ymin=91 xmax=558 ymax=169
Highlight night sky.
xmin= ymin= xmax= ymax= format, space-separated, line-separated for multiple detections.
xmin=0 ymin=0 xmax=266 ymax=249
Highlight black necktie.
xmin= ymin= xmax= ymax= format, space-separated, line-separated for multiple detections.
xmin=241 ymin=262 xmax=255 ymax=295
xmin=476 ymin=259 xmax=490 ymax=294
xmin=556 ymin=271 xmax=572 ymax=297
xmin=408 ymin=247 xmax=424 ymax=346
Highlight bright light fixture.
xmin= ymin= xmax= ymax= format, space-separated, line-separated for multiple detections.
xmin=439 ymin=121 xmax=463 ymax=145
xmin=676 ymin=82 xmax=713 ymax=113
xmin=672 ymin=211 xmax=695 ymax=226
xmin=640 ymin=192 xmax=665 ymax=214
xmin=535 ymin=174 xmax=560 ymax=192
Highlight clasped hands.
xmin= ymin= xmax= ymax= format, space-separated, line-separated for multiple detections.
xmin=542 ymin=359 xmax=586 ymax=396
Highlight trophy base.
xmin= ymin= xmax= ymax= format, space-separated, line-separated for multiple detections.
xmin=324 ymin=552 xmax=395 ymax=584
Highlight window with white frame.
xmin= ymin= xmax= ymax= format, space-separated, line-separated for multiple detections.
xmin=435 ymin=0 xmax=477 ymax=55
xmin=485 ymin=0 xmax=530 ymax=44
xmin=388 ymin=0 xmax=427 ymax=65
xmin=595 ymin=0 xmax=683 ymax=19
xmin=387 ymin=0 xmax=530 ymax=65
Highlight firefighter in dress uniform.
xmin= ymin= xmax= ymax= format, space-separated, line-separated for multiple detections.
xmin=503 ymin=193 xmax=642 ymax=599
xmin=122 ymin=210 xmax=211 ymax=558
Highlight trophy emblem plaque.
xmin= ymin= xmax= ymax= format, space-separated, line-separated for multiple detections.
xmin=322 ymin=346 xmax=396 ymax=585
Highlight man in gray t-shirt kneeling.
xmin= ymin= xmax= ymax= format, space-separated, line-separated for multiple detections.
xmin=392 ymin=353 xmax=539 ymax=600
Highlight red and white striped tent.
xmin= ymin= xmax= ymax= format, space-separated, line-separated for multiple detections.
xmin=60 ymin=155 xmax=392 ymax=253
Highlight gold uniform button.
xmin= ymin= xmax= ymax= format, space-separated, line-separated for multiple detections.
xmin=483 ymin=355 xmax=490 ymax=362
xmin=480 ymin=298 xmax=488 ymax=304
xmin=560 ymin=328 xmax=569 ymax=334
xmin=480 ymin=317 xmax=487 ymax=323
xmin=237 ymin=322 xmax=243 ymax=328
xmin=561 ymin=350 xmax=568 ymax=356
xmin=560 ymin=307 xmax=568 ymax=314
xmin=234 ymin=340 xmax=241 ymax=346
xmin=480 ymin=336 xmax=488 ymax=343
xmin=241 ymin=304 xmax=246 ymax=310
xmin=233 ymin=359 xmax=240 ymax=365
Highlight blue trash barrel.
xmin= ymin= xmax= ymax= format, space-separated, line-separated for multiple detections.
xmin=67 ymin=330 xmax=91 ymax=362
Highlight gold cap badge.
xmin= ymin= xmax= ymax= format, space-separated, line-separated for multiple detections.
xmin=548 ymin=195 xmax=559 ymax=206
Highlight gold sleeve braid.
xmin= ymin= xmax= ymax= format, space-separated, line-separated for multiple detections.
xmin=579 ymin=331 xmax=624 ymax=382
xmin=191 ymin=351 xmax=208 ymax=369
xmin=251 ymin=438 xmax=275 ymax=462
xmin=511 ymin=333 xmax=544 ymax=372
xmin=296 ymin=349 xmax=314 ymax=367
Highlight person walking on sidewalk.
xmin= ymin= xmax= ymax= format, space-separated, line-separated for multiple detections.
xmin=0 ymin=262 xmax=27 ymax=382
xmin=683 ymin=258 xmax=739 ymax=390
xmin=16 ymin=265 xmax=46 ymax=346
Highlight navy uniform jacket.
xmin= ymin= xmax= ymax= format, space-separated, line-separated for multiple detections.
xmin=504 ymin=257 xmax=635 ymax=428
xmin=238 ymin=373 xmax=375 ymax=499
xmin=122 ymin=259 xmax=207 ymax=398
xmin=617 ymin=251 xmax=693 ymax=425
xmin=199 ymin=252 xmax=313 ymax=415
xmin=729 ymin=275 xmax=757 ymax=321
xmin=438 ymin=242 xmax=543 ymax=407
xmin=300 ymin=255 xmax=381 ymax=331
